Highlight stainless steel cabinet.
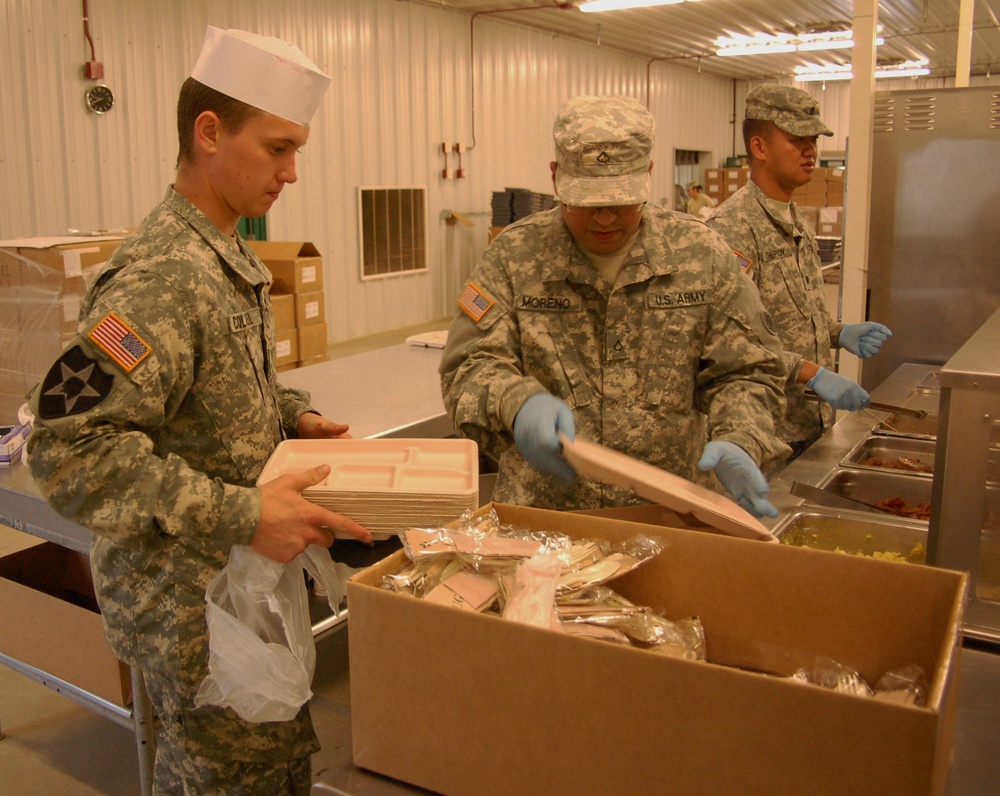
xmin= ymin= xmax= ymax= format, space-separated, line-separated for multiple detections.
xmin=928 ymin=307 xmax=1000 ymax=644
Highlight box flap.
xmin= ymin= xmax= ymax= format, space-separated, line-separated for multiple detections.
xmin=247 ymin=240 xmax=320 ymax=261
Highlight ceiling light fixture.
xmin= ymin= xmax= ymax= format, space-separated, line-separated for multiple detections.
xmin=715 ymin=32 xmax=797 ymax=57
xmin=794 ymin=59 xmax=930 ymax=82
xmin=716 ymin=27 xmax=884 ymax=57
xmin=579 ymin=0 xmax=684 ymax=11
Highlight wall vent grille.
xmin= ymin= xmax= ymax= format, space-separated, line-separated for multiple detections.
xmin=904 ymin=96 xmax=936 ymax=132
xmin=358 ymin=186 xmax=428 ymax=281
xmin=873 ymin=97 xmax=895 ymax=133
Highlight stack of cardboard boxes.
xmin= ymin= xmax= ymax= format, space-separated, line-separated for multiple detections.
xmin=705 ymin=165 xmax=845 ymax=240
xmin=0 ymin=238 xmax=125 ymax=420
xmin=248 ymin=241 xmax=329 ymax=371
xmin=703 ymin=166 xmax=749 ymax=205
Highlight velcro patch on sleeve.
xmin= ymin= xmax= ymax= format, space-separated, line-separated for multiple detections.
xmin=457 ymin=282 xmax=494 ymax=322
xmin=732 ymin=249 xmax=753 ymax=273
xmin=87 ymin=312 xmax=152 ymax=373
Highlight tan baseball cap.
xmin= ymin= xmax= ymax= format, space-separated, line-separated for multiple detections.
xmin=745 ymin=84 xmax=833 ymax=137
xmin=553 ymin=95 xmax=654 ymax=206
xmin=191 ymin=27 xmax=331 ymax=126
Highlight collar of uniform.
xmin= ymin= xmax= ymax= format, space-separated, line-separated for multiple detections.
xmin=163 ymin=187 xmax=269 ymax=287
xmin=746 ymin=180 xmax=797 ymax=237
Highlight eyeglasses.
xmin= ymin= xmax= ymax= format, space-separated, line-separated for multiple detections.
xmin=561 ymin=202 xmax=646 ymax=217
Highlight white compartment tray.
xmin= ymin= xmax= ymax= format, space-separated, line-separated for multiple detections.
xmin=258 ymin=438 xmax=479 ymax=496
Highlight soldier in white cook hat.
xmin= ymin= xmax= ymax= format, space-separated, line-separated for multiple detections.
xmin=27 ymin=26 xmax=371 ymax=793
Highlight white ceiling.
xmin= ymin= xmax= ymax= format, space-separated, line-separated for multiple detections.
xmin=412 ymin=0 xmax=1000 ymax=82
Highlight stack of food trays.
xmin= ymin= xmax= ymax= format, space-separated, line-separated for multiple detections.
xmin=257 ymin=438 xmax=480 ymax=539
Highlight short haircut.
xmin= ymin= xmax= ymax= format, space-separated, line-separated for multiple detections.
xmin=176 ymin=77 xmax=258 ymax=166
xmin=742 ymin=118 xmax=774 ymax=163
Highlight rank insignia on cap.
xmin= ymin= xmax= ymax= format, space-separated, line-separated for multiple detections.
xmin=37 ymin=345 xmax=115 ymax=419
xmin=458 ymin=282 xmax=494 ymax=322
xmin=732 ymin=249 xmax=753 ymax=273
xmin=88 ymin=312 xmax=151 ymax=373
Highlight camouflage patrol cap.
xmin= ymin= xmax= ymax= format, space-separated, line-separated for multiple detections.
xmin=745 ymin=84 xmax=833 ymax=137
xmin=685 ymin=180 xmax=702 ymax=191
xmin=553 ymin=95 xmax=654 ymax=206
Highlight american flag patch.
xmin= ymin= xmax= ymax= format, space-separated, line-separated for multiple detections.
xmin=732 ymin=249 xmax=753 ymax=273
xmin=88 ymin=312 xmax=151 ymax=373
xmin=457 ymin=282 xmax=494 ymax=322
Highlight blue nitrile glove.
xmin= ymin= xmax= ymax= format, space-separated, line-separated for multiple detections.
xmin=806 ymin=367 xmax=870 ymax=411
xmin=512 ymin=393 xmax=576 ymax=482
xmin=839 ymin=322 xmax=892 ymax=359
xmin=698 ymin=440 xmax=777 ymax=519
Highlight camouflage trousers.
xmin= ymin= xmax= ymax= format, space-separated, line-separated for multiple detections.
xmin=144 ymin=670 xmax=312 ymax=795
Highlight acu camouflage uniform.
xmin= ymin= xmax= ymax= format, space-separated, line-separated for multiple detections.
xmin=27 ymin=188 xmax=320 ymax=783
xmin=707 ymin=180 xmax=842 ymax=447
xmin=440 ymin=206 xmax=791 ymax=511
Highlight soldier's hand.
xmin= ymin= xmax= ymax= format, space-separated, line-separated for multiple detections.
xmin=297 ymin=412 xmax=352 ymax=439
xmin=254 ymin=465 xmax=371 ymax=562
xmin=698 ymin=440 xmax=778 ymax=519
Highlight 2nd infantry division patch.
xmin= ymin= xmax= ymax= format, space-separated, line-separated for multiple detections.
xmin=37 ymin=345 xmax=115 ymax=419
xmin=457 ymin=282 xmax=494 ymax=322
xmin=88 ymin=312 xmax=152 ymax=373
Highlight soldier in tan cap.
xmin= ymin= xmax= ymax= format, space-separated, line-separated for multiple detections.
xmin=27 ymin=26 xmax=370 ymax=792
xmin=708 ymin=84 xmax=892 ymax=457
xmin=684 ymin=179 xmax=716 ymax=218
xmin=441 ymin=95 xmax=790 ymax=518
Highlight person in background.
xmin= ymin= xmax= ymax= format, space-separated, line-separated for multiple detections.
xmin=708 ymin=84 xmax=892 ymax=458
xmin=684 ymin=180 xmax=716 ymax=218
xmin=26 ymin=27 xmax=371 ymax=794
xmin=440 ymin=95 xmax=791 ymax=518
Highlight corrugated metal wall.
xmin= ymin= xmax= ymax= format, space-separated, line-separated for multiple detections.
xmin=0 ymin=0 xmax=741 ymax=343
xmin=12 ymin=1 xmax=978 ymax=345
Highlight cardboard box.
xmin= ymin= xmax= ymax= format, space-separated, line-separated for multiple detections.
xmin=1 ymin=240 xmax=122 ymax=292
xmin=270 ymin=292 xmax=295 ymax=330
xmin=296 ymin=322 xmax=328 ymax=361
xmin=349 ymin=503 xmax=965 ymax=796
xmin=248 ymin=241 xmax=323 ymax=293
xmin=294 ymin=290 xmax=325 ymax=327
xmin=274 ymin=328 xmax=298 ymax=368
xmin=797 ymin=206 xmax=820 ymax=235
xmin=0 ymin=542 xmax=132 ymax=707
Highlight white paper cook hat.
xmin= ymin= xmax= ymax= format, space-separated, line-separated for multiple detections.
xmin=190 ymin=26 xmax=331 ymax=126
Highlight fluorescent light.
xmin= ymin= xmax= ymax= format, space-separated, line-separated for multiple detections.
xmin=794 ymin=60 xmax=931 ymax=82
xmin=579 ymin=0 xmax=683 ymax=11
xmin=717 ymin=43 xmax=797 ymax=56
xmin=715 ymin=32 xmax=797 ymax=57
xmin=795 ymin=71 xmax=854 ymax=82
xmin=875 ymin=66 xmax=931 ymax=78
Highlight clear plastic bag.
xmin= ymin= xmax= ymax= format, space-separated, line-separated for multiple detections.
xmin=194 ymin=544 xmax=352 ymax=723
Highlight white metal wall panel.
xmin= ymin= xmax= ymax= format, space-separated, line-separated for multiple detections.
xmin=0 ymin=0 xmax=798 ymax=345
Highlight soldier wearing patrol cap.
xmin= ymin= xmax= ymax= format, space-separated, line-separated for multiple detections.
xmin=708 ymin=84 xmax=892 ymax=457
xmin=684 ymin=179 xmax=716 ymax=218
xmin=27 ymin=26 xmax=371 ymax=792
xmin=441 ymin=95 xmax=791 ymax=518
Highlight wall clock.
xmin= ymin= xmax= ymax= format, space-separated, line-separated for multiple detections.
xmin=85 ymin=84 xmax=115 ymax=114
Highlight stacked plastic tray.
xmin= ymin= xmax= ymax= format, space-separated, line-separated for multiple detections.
xmin=258 ymin=439 xmax=480 ymax=539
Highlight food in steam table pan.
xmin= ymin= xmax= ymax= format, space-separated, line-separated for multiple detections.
xmin=877 ymin=497 xmax=932 ymax=520
xmin=861 ymin=455 xmax=933 ymax=474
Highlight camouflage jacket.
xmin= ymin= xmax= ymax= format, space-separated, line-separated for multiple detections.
xmin=440 ymin=206 xmax=790 ymax=510
xmin=708 ymin=180 xmax=841 ymax=446
xmin=26 ymin=188 xmax=318 ymax=762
